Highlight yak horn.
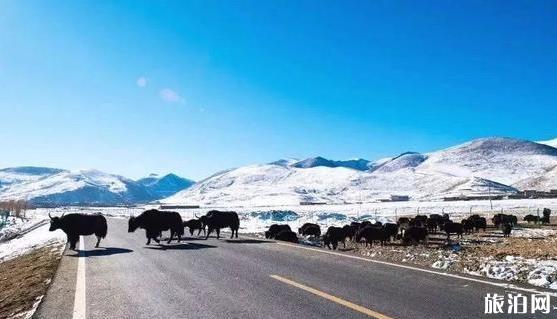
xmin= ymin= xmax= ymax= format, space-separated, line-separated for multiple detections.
xmin=48 ymin=212 xmax=52 ymax=219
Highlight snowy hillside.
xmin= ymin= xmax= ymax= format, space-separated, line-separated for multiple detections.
xmin=0 ymin=168 xmax=192 ymax=206
xmin=164 ymin=137 xmax=556 ymax=206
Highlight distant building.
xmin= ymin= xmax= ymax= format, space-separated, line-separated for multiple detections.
xmin=390 ymin=195 xmax=410 ymax=202
xmin=159 ymin=205 xmax=200 ymax=209
xmin=299 ymin=201 xmax=327 ymax=206
xmin=508 ymin=190 xmax=557 ymax=199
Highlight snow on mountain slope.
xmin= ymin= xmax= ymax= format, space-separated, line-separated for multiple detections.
xmin=372 ymin=152 xmax=428 ymax=173
xmin=0 ymin=167 xmax=65 ymax=187
xmin=420 ymin=137 xmax=557 ymax=186
xmin=164 ymin=164 xmax=366 ymax=206
xmin=137 ymin=173 xmax=194 ymax=198
xmin=513 ymin=165 xmax=557 ymax=191
xmin=0 ymin=168 xmax=159 ymax=205
xmin=164 ymin=137 xmax=555 ymax=206
xmin=538 ymin=138 xmax=557 ymax=148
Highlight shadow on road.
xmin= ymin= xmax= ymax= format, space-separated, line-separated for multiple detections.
xmin=224 ymin=239 xmax=270 ymax=244
xmin=145 ymin=243 xmax=217 ymax=251
xmin=68 ymin=247 xmax=134 ymax=257
xmin=159 ymin=237 xmax=206 ymax=241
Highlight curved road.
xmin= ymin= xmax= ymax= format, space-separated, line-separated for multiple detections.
xmin=35 ymin=218 xmax=557 ymax=319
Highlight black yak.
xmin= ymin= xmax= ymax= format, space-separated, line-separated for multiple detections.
xmin=402 ymin=226 xmax=428 ymax=245
xmin=48 ymin=213 xmax=107 ymax=250
xmin=128 ymin=209 xmax=184 ymax=245
xmin=461 ymin=218 xmax=474 ymax=234
xmin=492 ymin=214 xmax=517 ymax=228
xmin=274 ymin=230 xmax=299 ymax=243
xmin=523 ymin=214 xmax=540 ymax=224
xmin=442 ymin=222 xmax=464 ymax=242
xmin=203 ymin=210 xmax=240 ymax=239
xmin=342 ymin=224 xmax=358 ymax=242
xmin=323 ymin=226 xmax=346 ymax=250
xmin=383 ymin=223 xmax=399 ymax=241
xmin=355 ymin=226 xmax=387 ymax=247
xmin=183 ymin=219 xmax=205 ymax=236
xmin=265 ymin=224 xmax=291 ymax=239
xmin=298 ymin=223 xmax=321 ymax=237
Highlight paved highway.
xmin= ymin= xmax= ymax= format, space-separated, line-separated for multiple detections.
xmin=35 ymin=218 xmax=557 ymax=319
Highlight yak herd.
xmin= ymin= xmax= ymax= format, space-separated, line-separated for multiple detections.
xmin=48 ymin=208 xmax=552 ymax=251
xmin=264 ymin=208 xmax=553 ymax=250
xmin=48 ymin=209 xmax=239 ymax=250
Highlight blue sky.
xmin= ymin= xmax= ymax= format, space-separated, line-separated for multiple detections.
xmin=0 ymin=1 xmax=556 ymax=180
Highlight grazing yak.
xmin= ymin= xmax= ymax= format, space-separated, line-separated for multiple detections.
xmin=342 ymin=224 xmax=358 ymax=242
xmin=298 ymin=223 xmax=321 ymax=237
xmin=323 ymin=226 xmax=346 ymax=250
xmin=383 ymin=223 xmax=399 ymax=241
xmin=461 ymin=219 xmax=474 ymax=234
xmin=265 ymin=224 xmax=291 ymax=239
xmin=355 ymin=226 xmax=387 ymax=247
xmin=523 ymin=214 xmax=540 ymax=224
xmin=471 ymin=216 xmax=487 ymax=232
xmin=48 ymin=213 xmax=107 ymax=250
xmin=202 ymin=210 xmax=240 ymax=239
xmin=402 ymin=226 xmax=428 ymax=245
xmin=128 ymin=209 xmax=184 ymax=245
xmin=441 ymin=222 xmax=464 ymax=240
xmin=274 ymin=230 xmax=299 ymax=243
xmin=183 ymin=219 xmax=205 ymax=236
xmin=492 ymin=214 xmax=517 ymax=228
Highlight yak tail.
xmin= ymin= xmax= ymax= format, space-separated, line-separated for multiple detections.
xmin=97 ymin=216 xmax=108 ymax=238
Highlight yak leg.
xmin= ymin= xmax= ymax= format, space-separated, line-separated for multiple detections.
xmin=216 ymin=228 xmax=220 ymax=239
xmin=235 ymin=228 xmax=239 ymax=238
xmin=230 ymin=227 xmax=234 ymax=239
xmin=205 ymin=227 xmax=212 ymax=240
xmin=167 ymin=231 xmax=174 ymax=244
xmin=69 ymin=235 xmax=79 ymax=250
xmin=95 ymin=236 xmax=101 ymax=248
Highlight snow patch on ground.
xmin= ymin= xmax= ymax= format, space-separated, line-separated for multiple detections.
xmin=465 ymin=256 xmax=557 ymax=290
xmin=0 ymin=223 xmax=66 ymax=261
xmin=511 ymin=228 xmax=557 ymax=238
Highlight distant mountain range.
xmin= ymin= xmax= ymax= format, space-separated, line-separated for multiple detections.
xmin=0 ymin=168 xmax=193 ymax=206
xmin=163 ymin=137 xmax=557 ymax=206
xmin=2 ymin=136 xmax=556 ymax=207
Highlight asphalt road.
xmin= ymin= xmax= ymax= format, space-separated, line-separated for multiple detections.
xmin=35 ymin=218 xmax=557 ymax=319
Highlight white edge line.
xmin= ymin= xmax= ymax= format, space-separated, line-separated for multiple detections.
xmin=72 ymin=237 xmax=86 ymax=319
xmin=273 ymin=241 xmax=557 ymax=298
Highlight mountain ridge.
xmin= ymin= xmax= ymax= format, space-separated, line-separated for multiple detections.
xmin=164 ymin=136 xmax=557 ymax=206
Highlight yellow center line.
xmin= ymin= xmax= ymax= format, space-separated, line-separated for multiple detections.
xmin=270 ymin=275 xmax=395 ymax=319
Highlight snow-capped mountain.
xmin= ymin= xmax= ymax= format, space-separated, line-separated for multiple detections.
xmin=0 ymin=168 xmax=193 ymax=206
xmin=137 ymin=173 xmax=194 ymax=198
xmin=163 ymin=137 xmax=557 ymax=206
